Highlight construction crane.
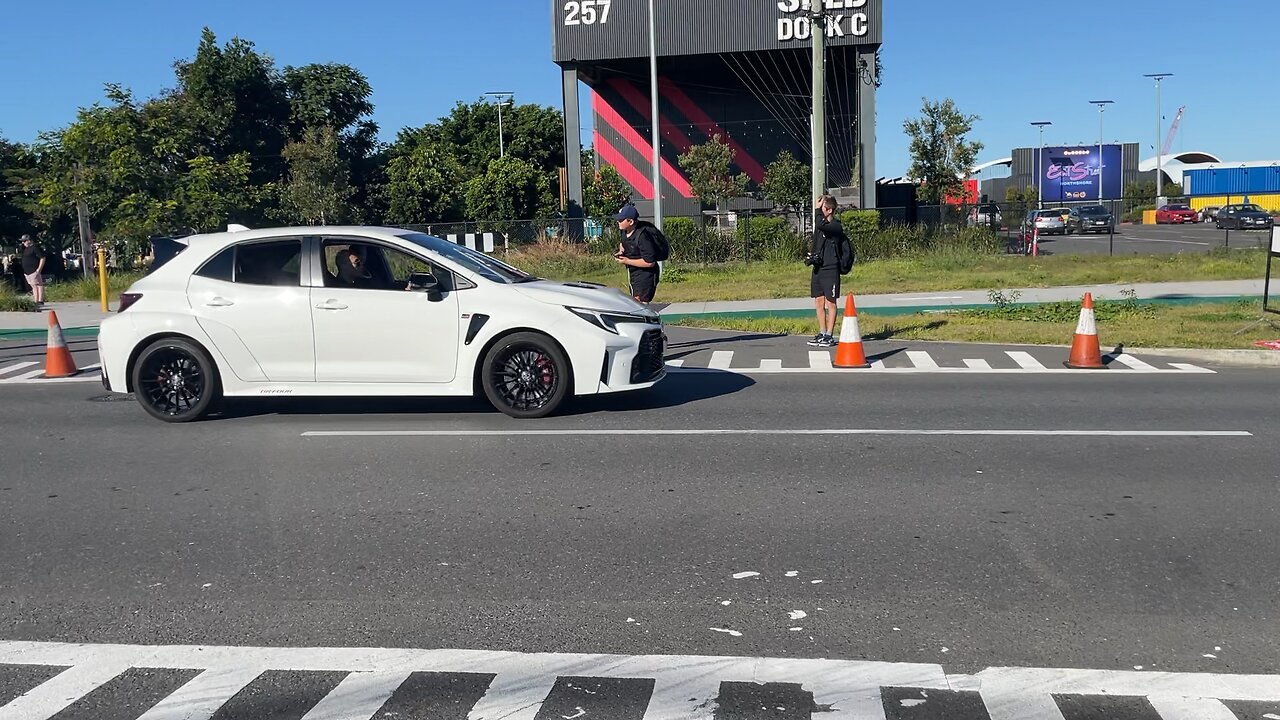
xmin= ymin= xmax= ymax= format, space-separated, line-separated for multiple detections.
xmin=1161 ymin=106 xmax=1186 ymax=156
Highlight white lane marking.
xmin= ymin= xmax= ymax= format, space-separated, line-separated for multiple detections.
xmin=0 ymin=662 xmax=133 ymax=720
xmin=669 ymin=365 xmax=1216 ymax=375
xmin=906 ymin=351 xmax=939 ymax=369
xmin=134 ymin=667 xmax=264 ymax=720
xmin=4 ymin=642 xmax=1280 ymax=719
xmin=708 ymin=351 xmax=734 ymax=370
xmin=664 ymin=359 xmax=684 ymax=368
xmin=964 ymin=359 xmax=992 ymax=370
xmin=808 ymin=351 xmax=832 ymax=369
xmin=1110 ymin=353 xmax=1158 ymax=370
xmin=759 ymin=359 xmax=783 ymax=370
xmin=1006 ymin=351 xmax=1047 ymax=370
xmin=1146 ymin=695 xmax=1240 ymax=720
xmin=12 ymin=367 xmax=43 ymax=380
xmin=870 ymin=359 xmax=886 ymax=370
xmin=301 ymin=429 xmax=1252 ymax=439
xmin=0 ymin=361 xmax=37 ymax=376
xmin=299 ymin=671 xmax=412 ymax=720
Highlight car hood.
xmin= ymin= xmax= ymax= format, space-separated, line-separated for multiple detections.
xmin=513 ymin=280 xmax=654 ymax=314
xmin=1238 ymin=211 xmax=1272 ymax=218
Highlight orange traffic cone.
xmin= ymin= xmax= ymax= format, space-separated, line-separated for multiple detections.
xmin=44 ymin=311 xmax=79 ymax=378
xmin=833 ymin=293 xmax=871 ymax=369
xmin=1065 ymin=293 xmax=1105 ymax=369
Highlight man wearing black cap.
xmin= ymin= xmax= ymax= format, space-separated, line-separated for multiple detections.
xmin=613 ymin=205 xmax=661 ymax=304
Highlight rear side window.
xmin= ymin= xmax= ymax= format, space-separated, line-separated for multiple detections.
xmin=193 ymin=240 xmax=302 ymax=286
xmin=194 ymin=247 xmax=234 ymax=282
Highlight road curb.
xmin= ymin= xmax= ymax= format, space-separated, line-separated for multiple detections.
xmin=1125 ymin=346 xmax=1280 ymax=368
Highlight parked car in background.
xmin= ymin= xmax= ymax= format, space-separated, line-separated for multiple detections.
xmin=1214 ymin=204 xmax=1275 ymax=230
xmin=1053 ymin=208 xmax=1071 ymax=225
xmin=968 ymin=203 xmax=1003 ymax=229
xmin=1155 ymin=204 xmax=1198 ymax=224
xmin=1198 ymin=206 xmax=1221 ymax=223
xmin=1066 ymin=205 xmax=1114 ymax=234
xmin=1021 ymin=209 xmax=1066 ymax=237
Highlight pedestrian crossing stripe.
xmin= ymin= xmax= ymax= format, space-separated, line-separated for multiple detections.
xmin=666 ymin=350 xmax=1215 ymax=374
xmin=2 ymin=641 xmax=1279 ymax=720
xmin=0 ymin=363 xmax=100 ymax=384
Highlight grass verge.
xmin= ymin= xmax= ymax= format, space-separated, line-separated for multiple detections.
xmin=672 ymin=299 xmax=1280 ymax=350
xmin=512 ymin=247 xmax=1266 ymax=303
xmin=0 ymin=285 xmax=37 ymax=312
xmin=43 ymin=272 xmax=145 ymax=303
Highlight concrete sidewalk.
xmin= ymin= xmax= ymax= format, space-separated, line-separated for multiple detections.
xmin=0 ymin=278 xmax=1266 ymax=335
xmin=660 ymin=278 xmax=1266 ymax=317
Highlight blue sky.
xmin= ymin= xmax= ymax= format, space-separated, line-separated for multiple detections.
xmin=2 ymin=0 xmax=1277 ymax=177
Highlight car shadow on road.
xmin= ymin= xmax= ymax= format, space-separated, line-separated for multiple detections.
xmin=209 ymin=370 xmax=754 ymax=421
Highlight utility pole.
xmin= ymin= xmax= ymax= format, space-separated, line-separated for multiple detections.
xmin=810 ymin=0 xmax=827 ymax=226
xmin=74 ymin=163 xmax=93 ymax=278
xmin=1030 ymin=121 xmax=1052 ymax=209
xmin=1089 ymin=100 xmax=1114 ymax=210
xmin=648 ymin=0 xmax=663 ymax=230
xmin=1143 ymin=73 xmax=1173 ymax=207
xmin=484 ymin=92 xmax=514 ymax=158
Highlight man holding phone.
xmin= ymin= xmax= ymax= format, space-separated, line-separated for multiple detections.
xmin=613 ymin=205 xmax=661 ymax=304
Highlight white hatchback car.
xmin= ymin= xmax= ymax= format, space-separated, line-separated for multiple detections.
xmin=98 ymin=227 xmax=666 ymax=422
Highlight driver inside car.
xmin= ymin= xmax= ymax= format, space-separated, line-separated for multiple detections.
xmin=335 ymin=246 xmax=419 ymax=291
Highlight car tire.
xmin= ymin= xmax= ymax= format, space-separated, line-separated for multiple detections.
xmin=481 ymin=332 xmax=572 ymax=419
xmin=130 ymin=337 xmax=221 ymax=423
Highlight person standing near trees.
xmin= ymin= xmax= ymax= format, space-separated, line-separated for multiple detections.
xmin=806 ymin=195 xmax=852 ymax=347
xmin=613 ymin=204 xmax=669 ymax=304
xmin=20 ymin=235 xmax=47 ymax=307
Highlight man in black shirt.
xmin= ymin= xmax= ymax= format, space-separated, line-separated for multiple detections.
xmin=808 ymin=196 xmax=850 ymax=347
xmin=613 ymin=205 xmax=661 ymax=304
xmin=20 ymin=235 xmax=47 ymax=305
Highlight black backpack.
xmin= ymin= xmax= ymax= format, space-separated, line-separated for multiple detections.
xmin=838 ymin=236 xmax=855 ymax=275
xmin=638 ymin=222 xmax=670 ymax=262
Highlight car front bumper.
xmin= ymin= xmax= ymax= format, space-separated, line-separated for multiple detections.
xmin=595 ymin=323 xmax=666 ymax=394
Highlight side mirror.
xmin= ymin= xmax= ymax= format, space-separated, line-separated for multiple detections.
xmin=407 ymin=272 xmax=440 ymax=292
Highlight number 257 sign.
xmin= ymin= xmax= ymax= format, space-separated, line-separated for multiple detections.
xmin=563 ymin=0 xmax=612 ymax=26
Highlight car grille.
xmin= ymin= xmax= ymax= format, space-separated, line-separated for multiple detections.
xmin=631 ymin=329 xmax=665 ymax=384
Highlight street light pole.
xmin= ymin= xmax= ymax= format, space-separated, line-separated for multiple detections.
xmin=1143 ymin=73 xmax=1173 ymax=206
xmin=484 ymin=92 xmax=514 ymax=158
xmin=1089 ymin=100 xmax=1114 ymax=211
xmin=810 ymin=0 xmax=827 ymax=212
xmin=648 ymin=0 xmax=663 ymax=231
xmin=1031 ymin=121 xmax=1052 ymax=209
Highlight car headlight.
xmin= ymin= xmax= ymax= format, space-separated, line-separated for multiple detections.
xmin=566 ymin=307 xmax=656 ymax=334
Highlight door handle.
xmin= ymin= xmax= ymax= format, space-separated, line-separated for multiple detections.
xmin=315 ymin=300 xmax=349 ymax=310
xmin=205 ymin=297 xmax=234 ymax=307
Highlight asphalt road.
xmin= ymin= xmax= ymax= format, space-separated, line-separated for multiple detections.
xmin=1 ymin=327 xmax=1278 ymax=717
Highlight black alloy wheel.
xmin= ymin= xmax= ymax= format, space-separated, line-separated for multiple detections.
xmin=481 ymin=332 xmax=571 ymax=419
xmin=131 ymin=338 xmax=220 ymax=422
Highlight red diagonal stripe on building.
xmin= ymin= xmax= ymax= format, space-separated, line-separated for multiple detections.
xmin=606 ymin=78 xmax=694 ymax=153
xmin=659 ymin=78 xmax=766 ymax=183
xmin=593 ymin=132 xmax=654 ymax=200
xmin=595 ymin=94 xmax=693 ymax=198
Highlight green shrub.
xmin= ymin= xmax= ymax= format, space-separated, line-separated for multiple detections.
xmin=738 ymin=215 xmax=806 ymax=262
xmin=663 ymin=217 xmax=702 ymax=263
xmin=838 ymin=209 xmax=881 ymax=237
xmin=0 ymin=284 xmax=36 ymax=312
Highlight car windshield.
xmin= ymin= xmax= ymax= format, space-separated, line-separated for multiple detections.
xmin=396 ymin=231 xmax=535 ymax=284
xmin=1241 ymin=204 xmax=1265 ymax=213
xmin=1079 ymin=206 xmax=1108 ymax=215
xmin=1167 ymin=205 xmax=1190 ymax=211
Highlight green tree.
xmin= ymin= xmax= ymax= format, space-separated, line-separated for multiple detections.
xmin=0 ymin=137 xmax=37 ymax=242
xmin=432 ymin=98 xmax=565 ymax=178
xmin=582 ymin=154 xmax=632 ymax=222
xmin=463 ymin=156 xmax=554 ymax=232
xmin=175 ymin=154 xmax=269 ymax=232
xmin=383 ymin=141 xmax=465 ymax=224
xmin=903 ymin=98 xmax=983 ymax=205
xmin=677 ymin=135 xmax=750 ymax=212
xmin=760 ymin=150 xmax=810 ymax=224
xmin=278 ymin=126 xmax=353 ymax=225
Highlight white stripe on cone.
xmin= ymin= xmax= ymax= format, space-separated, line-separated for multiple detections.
xmin=1074 ymin=308 xmax=1097 ymax=336
xmin=839 ymin=316 xmax=862 ymax=343
xmin=47 ymin=321 xmax=67 ymax=349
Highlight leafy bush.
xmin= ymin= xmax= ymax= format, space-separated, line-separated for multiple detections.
xmin=0 ymin=283 xmax=37 ymax=311
xmin=738 ymin=215 xmax=806 ymax=262
xmin=837 ymin=209 xmax=881 ymax=237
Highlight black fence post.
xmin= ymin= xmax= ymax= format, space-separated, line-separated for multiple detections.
xmin=744 ymin=211 xmax=751 ymax=265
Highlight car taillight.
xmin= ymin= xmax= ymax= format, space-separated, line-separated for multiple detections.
xmin=118 ymin=293 xmax=143 ymax=313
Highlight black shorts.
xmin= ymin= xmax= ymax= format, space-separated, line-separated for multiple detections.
xmin=811 ymin=268 xmax=840 ymax=301
xmin=629 ymin=268 xmax=660 ymax=303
